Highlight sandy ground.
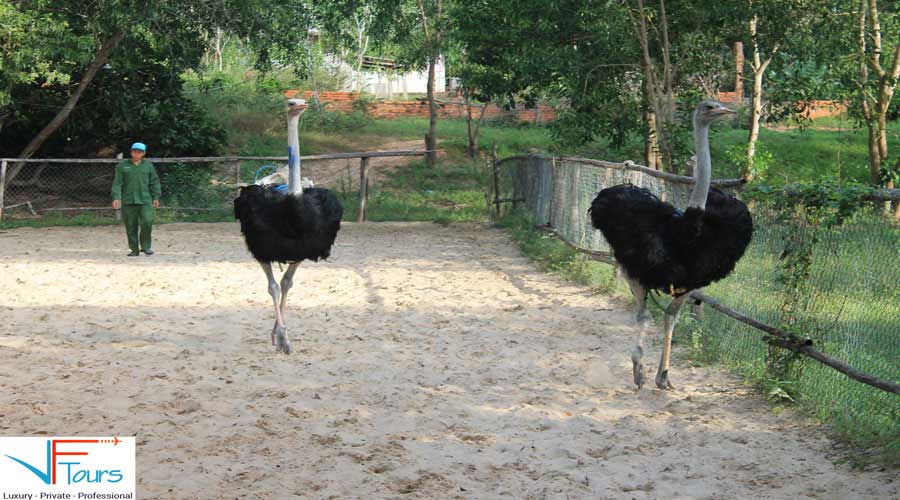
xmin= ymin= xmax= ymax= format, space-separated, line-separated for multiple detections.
xmin=0 ymin=222 xmax=896 ymax=500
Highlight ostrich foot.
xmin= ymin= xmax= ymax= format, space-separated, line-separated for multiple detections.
xmin=632 ymin=360 xmax=645 ymax=389
xmin=655 ymin=369 xmax=674 ymax=390
xmin=273 ymin=325 xmax=294 ymax=355
xmin=271 ymin=324 xmax=278 ymax=346
xmin=631 ymin=348 xmax=645 ymax=389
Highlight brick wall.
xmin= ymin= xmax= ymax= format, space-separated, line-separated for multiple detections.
xmin=716 ymin=91 xmax=847 ymax=119
xmin=284 ymin=90 xmax=556 ymax=123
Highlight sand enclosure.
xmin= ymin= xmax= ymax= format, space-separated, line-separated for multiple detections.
xmin=0 ymin=222 xmax=896 ymax=499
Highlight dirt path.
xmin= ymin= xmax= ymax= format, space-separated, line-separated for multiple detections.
xmin=0 ymin=222 xmax=896 ymax=499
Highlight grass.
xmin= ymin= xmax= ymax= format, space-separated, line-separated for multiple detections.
xmin=337 ymin=157 xmax=492 ymax=223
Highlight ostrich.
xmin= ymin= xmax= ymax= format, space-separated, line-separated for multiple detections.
xmin=234 ymin=98 xmax=343 ymax=354
xmin=589 ymin=100 xmax=753 ymax=390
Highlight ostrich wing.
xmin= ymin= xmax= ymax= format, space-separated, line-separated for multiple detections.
xmin=590 ymin=185 xmax=681 ymax=286
xmin=666 ymin=189 xmax=753 ymax=291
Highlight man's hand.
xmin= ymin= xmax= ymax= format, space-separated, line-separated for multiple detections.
xmin=152 ymin=200 xmax=160 ymax=209
xmin=112 ymin=200 xmax=121 ymax=210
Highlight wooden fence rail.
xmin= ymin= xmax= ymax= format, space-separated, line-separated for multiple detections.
xmin=0 ymin=150 xmax=432 ymax=221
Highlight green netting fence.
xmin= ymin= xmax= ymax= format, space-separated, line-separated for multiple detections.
xmin=497 ymin=154 xmax=900 ymax=454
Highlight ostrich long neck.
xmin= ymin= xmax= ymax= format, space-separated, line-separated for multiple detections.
xmin=689 ymin=119 xmax=711 ymax=209
xmin=287 ymin=113 xmax=302 ymax=195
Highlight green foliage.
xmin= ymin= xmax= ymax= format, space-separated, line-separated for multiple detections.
xmin=745 ymin=178 xmax=876 ymax=226
xmin=157 ymin=164 xmax=233 ymax=210
xmin=299 ymin=108 xmax=372 ymax=134
xmin=762 ymin=378 xmax=796 ymax=404
xmin=0 ymin=3 xmax=75 ymax=109
xmin=880 ymin=160 xmax=900 ymax=188
xmin=726 ymin=143 xmax=775 ymax=182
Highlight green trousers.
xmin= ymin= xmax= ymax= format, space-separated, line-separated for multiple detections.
xmin=122 ymin=204 xmax=154 ymax=252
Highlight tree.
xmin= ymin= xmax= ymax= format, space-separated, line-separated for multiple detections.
xmin=740 ymin=0 xmax=822 ymax=181
xmin=0 ymin=3 xmax=73 ymax=136
xmin=854 ymin=0 xmax=900 ymax=217
xmin=415 ymin=0 xmax=444 ymax=166
xmin=362 ymin=0 xmax=450 ymax=166
xmin=1 ymin=0 xmax=319 ymax=183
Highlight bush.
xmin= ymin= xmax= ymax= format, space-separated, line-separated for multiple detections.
xmin=298 ymin=108 xmax=371 ymax=133
xmin=159 ymin=163 xmax=232 ymax=209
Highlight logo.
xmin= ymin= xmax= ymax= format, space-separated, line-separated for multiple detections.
xmin=0 ymin=437 xmax=135 ymax=498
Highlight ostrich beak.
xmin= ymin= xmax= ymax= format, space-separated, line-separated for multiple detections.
xmin=287 ymin=98 xmax=308 ymax=111
xmin=712 ymin=105 xmax=735 ymax=116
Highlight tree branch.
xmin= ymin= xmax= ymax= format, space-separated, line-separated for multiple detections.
xmin=416 ymin=0 xmax=431 ymax=47
xmin=693 ymin=292 xmax=900 ymax=397
xmin=8 ymin=30 xmax=126 ymax=183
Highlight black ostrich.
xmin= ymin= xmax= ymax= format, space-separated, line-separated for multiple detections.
xmin=234 ymin=98 xmax=343 ymax=354
xmin=589 ymin=101 xmax=753 ymax=389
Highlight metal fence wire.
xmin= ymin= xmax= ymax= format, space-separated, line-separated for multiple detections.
xmin=0 ymin=151 xmax=425 ymax=221
xmin=498 ymin=155 xmax=900 ymax=450
xmin=1 ymin=160 xmax=248 ymax=218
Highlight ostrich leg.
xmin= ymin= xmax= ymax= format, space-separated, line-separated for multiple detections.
xmin=655 ymin=294 xmax=689 ymax=389
xmin=626 ymin=276 xmax=650 ymax=389
xmin=279 ymin=262 xmax=301 ymax=316
xmin=274 ymin=262 xmax=301 ymax=355
xmin=260 ymin=262 xmax=291 ymax=354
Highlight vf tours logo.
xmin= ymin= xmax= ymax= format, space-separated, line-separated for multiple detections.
xmin=0 ymin=437 xmax=135 ymax=499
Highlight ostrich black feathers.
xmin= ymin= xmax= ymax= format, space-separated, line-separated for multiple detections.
xmin=234 ymin=185 xmax=343 ymax=264
xmin=589 ymin=184 xmax=753 ymax=294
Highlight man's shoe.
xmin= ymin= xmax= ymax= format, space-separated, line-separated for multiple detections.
xmin=143 ymin=249 xmax=154 ymax=256
xmin=128 ymin=251 xmax=140 ymax=257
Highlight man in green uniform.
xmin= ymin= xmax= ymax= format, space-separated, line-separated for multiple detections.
xmin=111 ymin=142 xmax=161 ymax=256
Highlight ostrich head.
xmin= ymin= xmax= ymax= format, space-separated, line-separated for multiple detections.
xmin=287 ymin=98 xmax=308 ymax=117
xmin=688 ymin=100 xmax=734 ymax=210
xmin=286 ymin=98 xmax=307 ymax=195
xmin=693 ymin=100 xmax=734 ymax=127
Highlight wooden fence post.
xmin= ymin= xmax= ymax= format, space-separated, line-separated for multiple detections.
xmin=484 ymin=154 xmax=495 ymax=220
xmin=491 ymin=142 xmax=500 ymax=218
xmin=231 ymin=160 xmax=241 ymax=185
xmin=692 ymin=301 xmax=705 ymax=321
xmin=0 ymin=160 xmax=6 ymax=221
xmin=358 ymin=156 xmax=370 ymax=222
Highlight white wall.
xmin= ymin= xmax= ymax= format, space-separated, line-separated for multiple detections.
xmin=345 ymin=57 xmax=445 ymax=98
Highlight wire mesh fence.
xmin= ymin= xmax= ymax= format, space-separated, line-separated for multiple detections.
xmin=0 ymin=151 xmax=426 ymax=222
xmin=498 ymin=154 xmax=900 ymax=452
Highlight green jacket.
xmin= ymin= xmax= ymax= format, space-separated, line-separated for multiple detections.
xmin=111 ymin=159 xmax=161 ymax=205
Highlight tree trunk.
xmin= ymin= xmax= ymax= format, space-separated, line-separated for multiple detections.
xmin=416 ymin=0 xmax=441 ymax=167
xmin=634 ymin=0 xmax=661 ymax=171
xmin=734 ymin=41 xmax=744 ymax=100
xmin=746 ymin=67 xmax=764 ymax=181
xmin=745 ymin=12 xmax=774 ymax=182
xmin=465 ymin=94 xmax=477 ymax=158
xmin=643 ymin=107 xmax=661 ymax=170
xmin=464 ymin=93 xmax=489 ymax=158
xmin=8 ymin=30 xmax=125 ymax=184
xmin=857 ymin=0 xmax=900 ymax=218
xmin=425 ymin=53 xmax=438 ymax=166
